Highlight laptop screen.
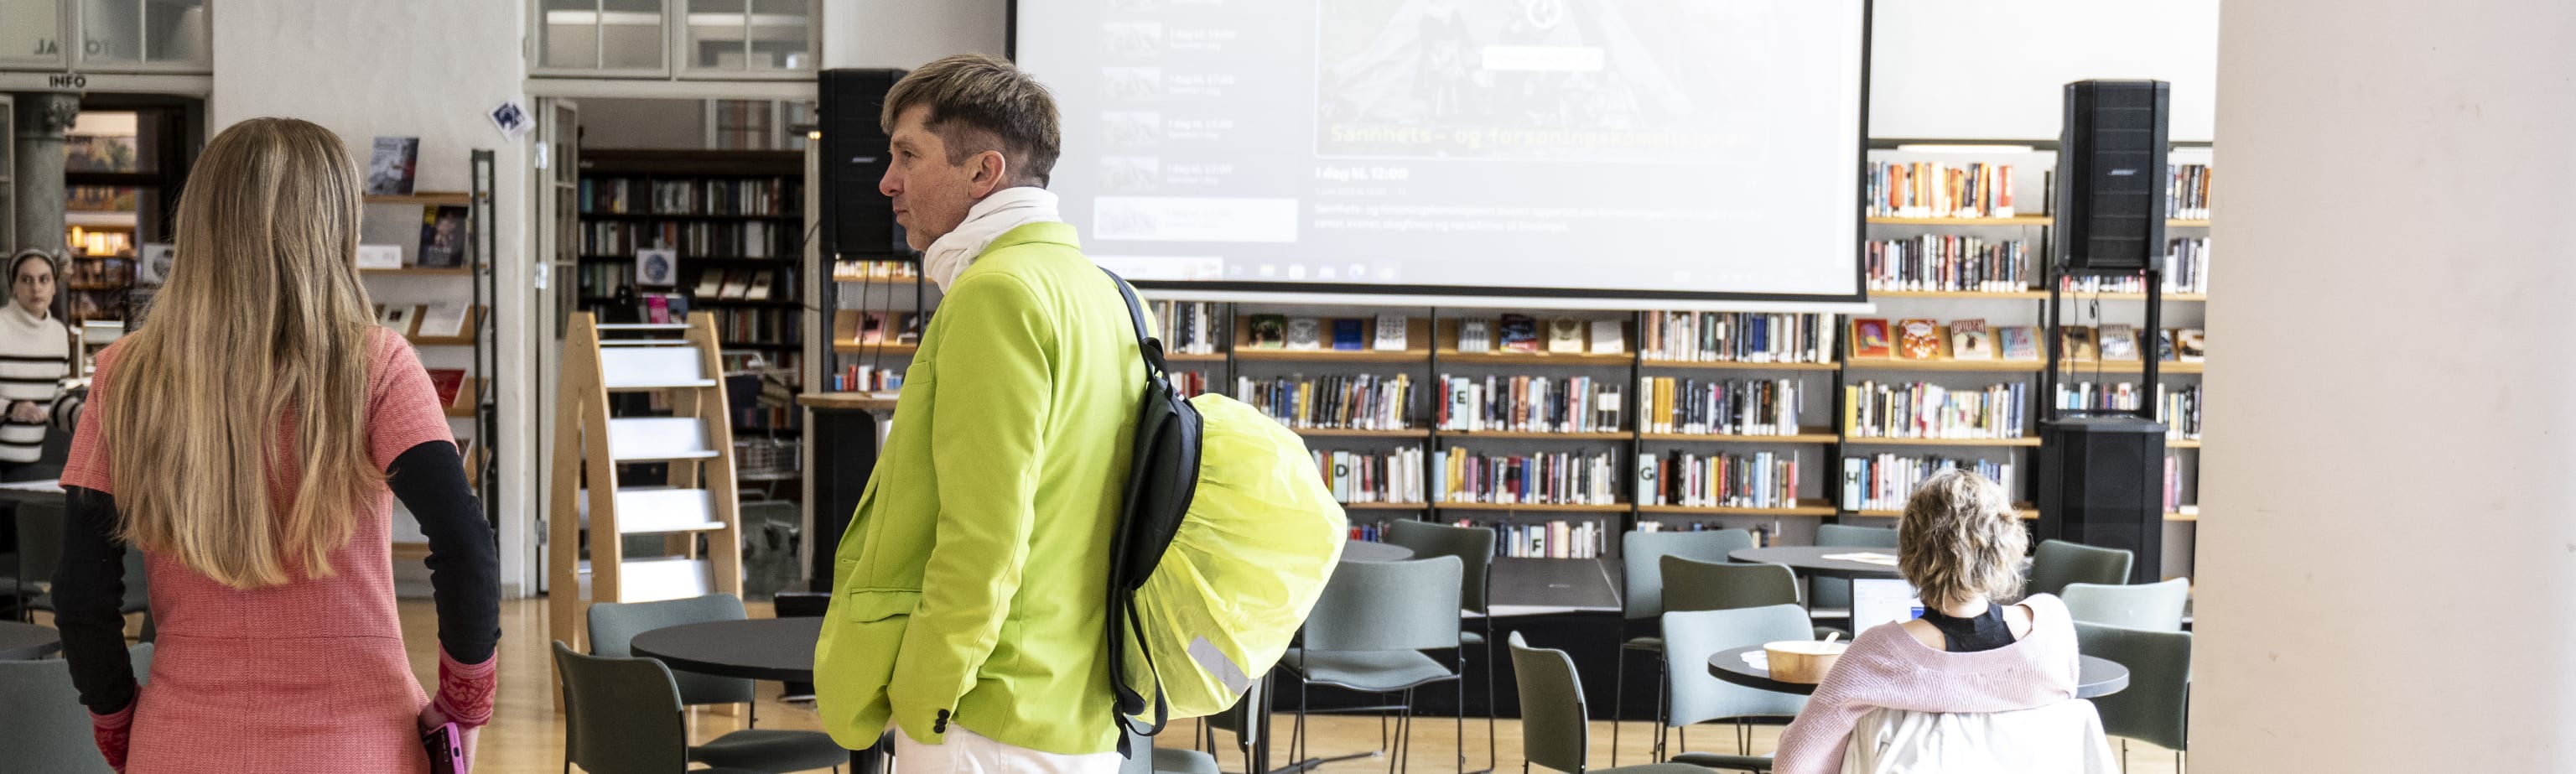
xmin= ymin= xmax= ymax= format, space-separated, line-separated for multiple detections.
xmin=1849 ymin=578 xmax=1925 ymax=633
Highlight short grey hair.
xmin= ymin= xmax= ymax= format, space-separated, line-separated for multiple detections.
xmin=881 ymin=53 xmax=1062 ymax=187
xmin=1897 ymin=469 xmax=2029 ymax=610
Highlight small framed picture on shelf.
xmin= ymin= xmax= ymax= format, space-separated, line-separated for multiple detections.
xmin=377 ymin=304 xmax=421 ymax=336
xmin=417 ymin=205 xmax=469 ymax=268
xmin=636 ymin=248 xmax=678 ymax=288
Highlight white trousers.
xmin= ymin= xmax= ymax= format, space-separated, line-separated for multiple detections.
xmin=889 ymin=724 xmax=1124 ymax=774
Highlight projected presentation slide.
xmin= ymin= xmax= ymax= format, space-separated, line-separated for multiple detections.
xmin=1019 ymin=0 xmax=1864 ymax=300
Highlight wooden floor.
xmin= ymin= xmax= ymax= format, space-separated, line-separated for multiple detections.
xmin=398 ymin=599 xmax=2184 ymax=774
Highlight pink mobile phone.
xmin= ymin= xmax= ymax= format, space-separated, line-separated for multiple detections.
xmin=423 ymin=721 xmax=466 ymax=774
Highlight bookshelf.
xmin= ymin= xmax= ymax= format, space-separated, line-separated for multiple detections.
xmin=356 ymin=152 xmax=502 ymax=529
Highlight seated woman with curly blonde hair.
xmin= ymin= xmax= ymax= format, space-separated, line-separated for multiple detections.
xmin=1769 ymin=469 xmax=2099 ymax=773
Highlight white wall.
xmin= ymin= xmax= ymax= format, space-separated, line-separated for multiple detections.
xmin=2196 ymin=0 xmax=2576 ymax=768
xmin=821 ymin=0 xmax=1008 ymax=70
xmin=1870 ymin=0 xmax=2220 ymax=141
xmin=210 ymin=0 xmax=540 ymax=597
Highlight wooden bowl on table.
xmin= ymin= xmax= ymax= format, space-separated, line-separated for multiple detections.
xmin=1764 ymin=640 xmax=1849 ymax=683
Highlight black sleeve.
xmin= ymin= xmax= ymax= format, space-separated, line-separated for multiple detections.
xmin=52 ymin=486 xmax=137 ymax=714
xmin=388 ymin=440 xmax=501 ymax=663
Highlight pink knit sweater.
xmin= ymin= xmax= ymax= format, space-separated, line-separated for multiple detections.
xmin=1769 ymin=594 xmax=2081 ymax=774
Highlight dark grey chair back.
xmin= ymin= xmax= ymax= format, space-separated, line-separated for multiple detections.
xmin=1661 ymin=556 xmax=1800 ymax=613
xmin=553 ymin=640 xmax=693 ymax=774
xmin=587 ymin=592 xmax=756 ymax=705
xmin=1385 ymin=520 xmax=1496 ymax=614
xmin=2074 ymin=622 xmax=2192 ymax=751
xmin=1506 ymin=631 xmax=1591 ymax=774
xmin=1302 ymin=556 xmax=1462 ymax=652
xmin=1620 ymin=529 xmax=1753 ymax=621
xmin=2028 ymin=540 xmax=2135 ymax=597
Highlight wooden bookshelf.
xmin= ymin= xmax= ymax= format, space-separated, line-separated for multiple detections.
xmin=1869 ymin=290 xmax=2049 ymax=299
xmin=577 ymin=150 xmax=808 ymax=410
xmin=1865 ymin=215 xmax=2053 ymax=226
xmin=2168 ymin=219 xmax=2211 ymax=227
xmin=1292 ymin=427 xmax=1431 ymax=439
xmin=829 ymin=309 xmax=917 ymax=355
xmin=1639 ymin=358 xmax=1841 ymax=371
xmin=1639 ymin=500 xmax=1838 ymax=517
xmin=1844 ymin=356 xmax=2044 ymax=372
xmin=1436 ymin=502 xmax=1633 ymax=513
xmin=1841 ymin=436 xmax=2042 ymax=447
xmin=1341 ymin=501 xmax=1431 ymax=511
xmin=2167 ymin=438 xmax=2203 ymax=449
xmin=1436 ymin=430 xmax=1631 ymax=441
xmin=1236 ymin=348 xmax=1426 ymax=364
xmin=1640 ymin=430 xmax=1841 ymax=444
xmin=1167 ymin=352 xmax=1228 ymax=363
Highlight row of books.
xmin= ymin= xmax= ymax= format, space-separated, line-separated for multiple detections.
xmin=1842 ymin=381 xmax=2031 ymax=440
xmin=2167 ymin=238 xmax=2210 ymax=294
xmin=1452 ymin=315 xmax=1624 ymax=356
xmin=2163 ymin=455 xmax=2188 ymax=513
xmin=1640 ymin=312 xmax=1832 ymax=364
xmin=833 ymin=259 xmax=922 ymax=282
xmin=1436 ymin=375 xmax=1624 ymax=434
xmin=1243 ymin=314 xmax=1410 ymax=351
xmin=1636 ymin=449 xmax=1802 ymax=510
xmin=2169 ymin=164 xmax=2213 ymax=221
xmin=1156 ymin=301 xmax=1223 ymax=355
xmin=1317 ymin=448 xmax=1427 ymax=505
xmin=828 ymin=363 xmax=905 ymax=392
xmin=637 ymin=293 xmax=693 ymax=324
xmin=1453 ymin=518 xmax=1613 ymax=559
xmin=577 ymin=263 xmax=637 ymax=298
xmin=1867 ymin=161 xmax=2017 ymax=218
xmin=714 ymin=308 xmax=802 ymax=345
xmin=579 ymin=177 xmax=798 ymax=216
xmin=1853 ymin=318 xmax=2043 ymax=361
xmin=1239 ymin=374 xmax=1415 ymax=431
xmin=842 ymin=311 xmax=924 ymax=346
xmin=1839 ymin=455 xmax=2017 ymax=512
xmin=2056 ymin=382 xmax=2205 ymax=439
xmin=690 ymin=268 xmax=790 ymax=301
xmin=582 ymin=221 xmax=792 ymax=257
xmin=736 ymin=404 xmax=802 ymax=433
xmin=1348 ymin=520 xmax=1394 ymax=543
xmin=1437 ymin=448 xmax=1622 ymax=506
xmin=1639 ymin=377 xmax=1805 ymax=436
xmin=1170 ymin=371 xmax=1213 ymax=398
xmin=2057 ymin=325 xmax=2206 ymax=363
xmin=1865 ymin=236 xmax=2033 ymax=293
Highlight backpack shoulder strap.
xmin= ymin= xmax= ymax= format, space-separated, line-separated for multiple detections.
xmin=1099 ymin=267 xmax=1171 ymax=382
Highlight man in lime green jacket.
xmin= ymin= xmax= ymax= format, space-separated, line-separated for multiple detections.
xmin=813 ymin=55 xmax=1145 ymax=767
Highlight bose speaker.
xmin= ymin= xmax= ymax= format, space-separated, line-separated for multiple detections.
xmin=2036 ymin=415 xmax=2165 ymax=584
xmin=819 ymin=68 xmax=910 ymax=257
xmin=2054 ymin=80 xmax=2169 ymax=273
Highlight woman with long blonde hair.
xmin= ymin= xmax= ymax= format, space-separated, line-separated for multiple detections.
xmin=49 ymin=117 xmax=499 ymax=772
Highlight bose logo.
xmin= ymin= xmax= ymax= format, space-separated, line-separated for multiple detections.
xmin=2108 ymin=169 xmax=2138 ymax=176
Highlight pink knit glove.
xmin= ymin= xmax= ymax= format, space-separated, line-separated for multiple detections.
xmin=91 ymin=701 xmax=133 ymax=773
xmin=433 ymin=647 xmax=497 ymax=729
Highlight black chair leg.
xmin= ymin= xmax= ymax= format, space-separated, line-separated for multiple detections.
xmin=1483 ymin=617 xmax=1498 ymax=774
xmin=1611 ymin=640 xmax=1628 ymax=766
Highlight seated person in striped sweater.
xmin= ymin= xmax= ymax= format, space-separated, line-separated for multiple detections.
xmin=1769 ymin=470 xmax=2090 ymax=773
xmin=1 ymin=249 xmax=74 ymax=481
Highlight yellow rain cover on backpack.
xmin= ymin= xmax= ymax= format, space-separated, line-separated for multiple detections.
xmin=1124 ymin=392 xmax=1347 ymax=719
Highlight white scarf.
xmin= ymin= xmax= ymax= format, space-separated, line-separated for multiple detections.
xmin=923 ymin=186 xmax=1062 ymax=291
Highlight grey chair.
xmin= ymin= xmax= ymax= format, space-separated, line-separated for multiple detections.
xmin=1659 ymin=557 xmax=1799 ymax=614
xmin=588 ymin=595 xmax=844 ymax=773
xmin=1808 ymin=524 xmax=1899 ymax=621
xmin=2026 ymin=540 xmax=2134 ymax=597
xmin=1188 ymin=666 xmax=1270 ymax=773
xmin=2074 ymin=622 xmax=2192 ymax=768
xmin=1507 ymin=631 xmax=1768 ymax=774
xmin=2062 ymin=578 xmax=2192 ymax=631
xmin=1385 ymin=519 xmax=1498 ymax=772
xmin=1119 ymin=728 xmax=1224 ymax=774
xmin=13 ymin=501 xmax=148 ymax=623
xmin=1613 ymin=528 xmax=1753 ymax=764
xmin=1660 ymin=605 xmax=1811 ymax=761
xmin=0 ymin=642 xmax=155 ymax=774
xmin=553 ymin=641 xmax=775 ymax=774
xmin=1281 ymin=555 xmax=1465 ymax=774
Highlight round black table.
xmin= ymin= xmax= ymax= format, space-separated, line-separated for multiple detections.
xmin=1340 ymin=539 xmax=1415 ymax=564
xmin=1730 ymin=546 xmax=1905 ymax=579
xmin=1707 ymin=645 xmax=2130 ymax=699
xmin=0 ymin=621 xmax=61 ymax=660
xmin=630 ymin=617 xmax=882 ymax=773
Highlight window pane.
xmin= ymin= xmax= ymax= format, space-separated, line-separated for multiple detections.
xmin=65 ymin=112 xmax=145 ymax=174
xmin=540 ymin=0 xmax=600 ymax=69
xmin=0 ymin=0 xmax=65 ymax=66
xmin=600 ymin=0 xmax=666 ymax=70
xmin=746 ymin=0 xmax=808 ymax=70
xmin=685 ymin=0 xmax=746 ymax=70
xmin=139 ymin=0 xmax=206 ymax=65
xmin=80 ymin=0 xmax=141 ymax=63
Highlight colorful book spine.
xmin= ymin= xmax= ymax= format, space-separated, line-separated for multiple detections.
xmin=1841 ymin=380 xmax=2029 ymax=439
xmin=1838 ymin=454 xmax=2018 ymax=512
xmin=1434 ymin=447 xmax=1621 ymax=506
xmin=1640 ymin=312 xmax=1835 ymax=364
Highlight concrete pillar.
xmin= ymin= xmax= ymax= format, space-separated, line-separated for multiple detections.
xmin=10 ymin=91 xmax=77 ymax=257
xmin=2196 ymin=0 xmax=2576 ymax=769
